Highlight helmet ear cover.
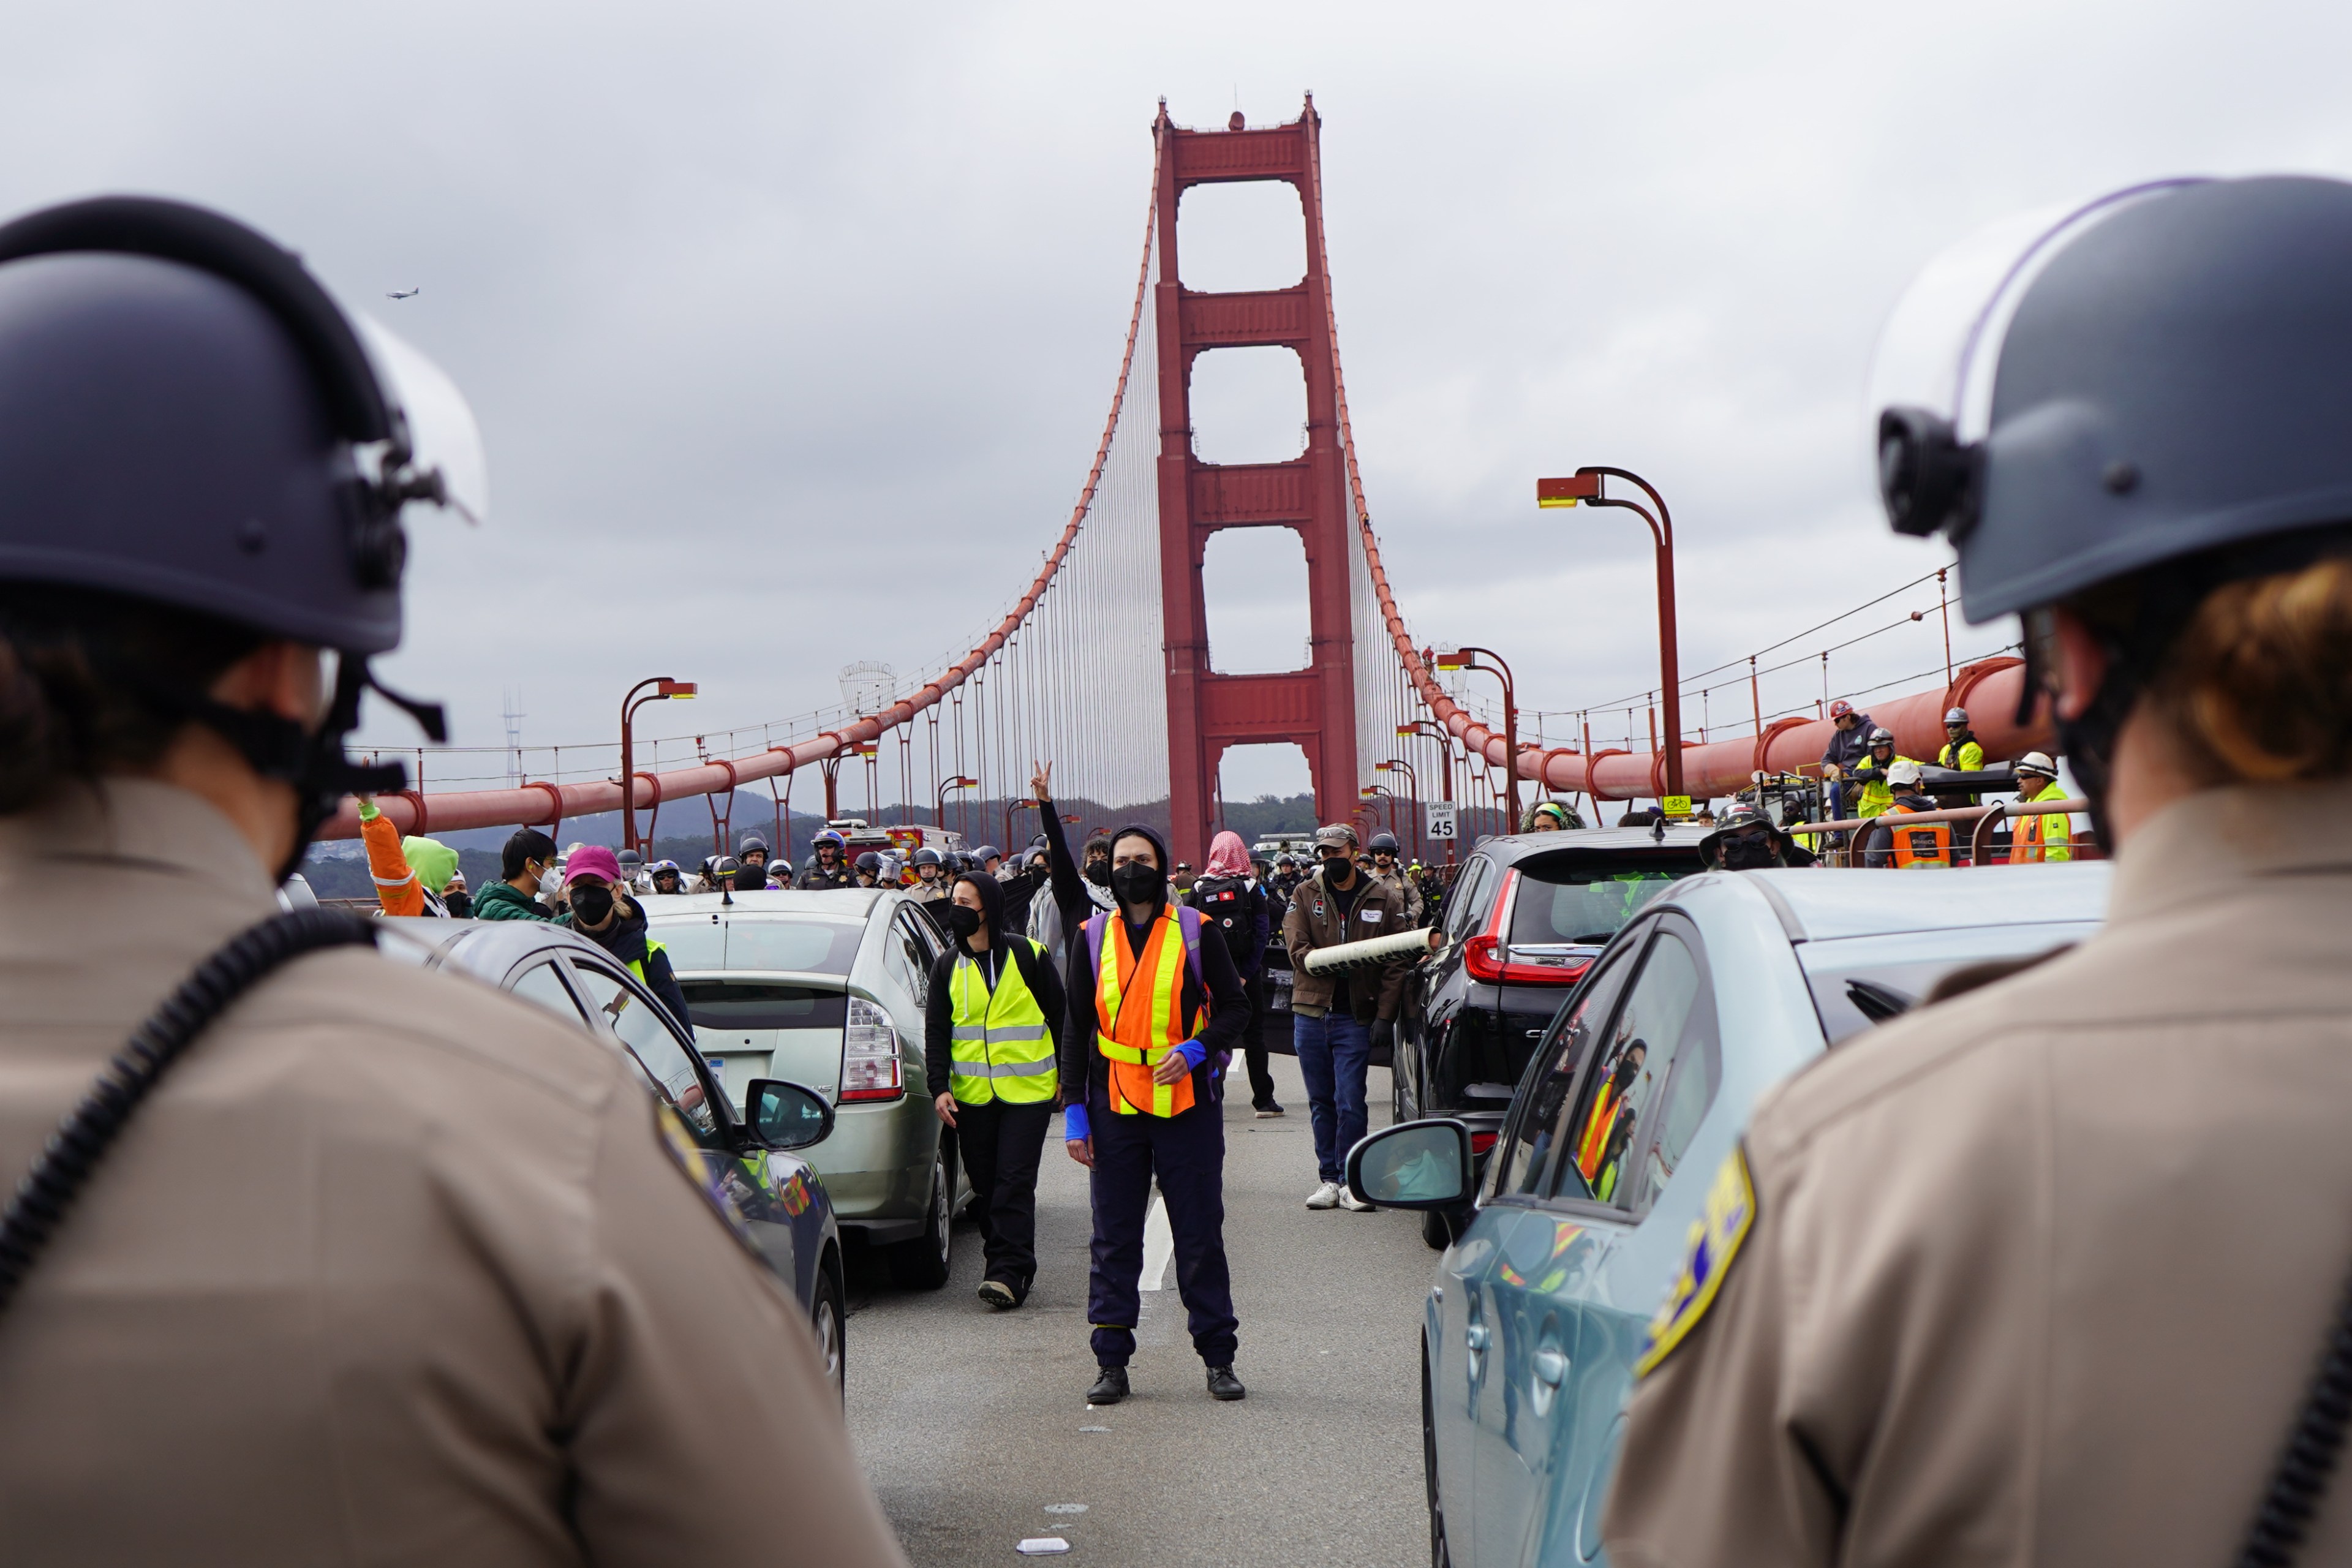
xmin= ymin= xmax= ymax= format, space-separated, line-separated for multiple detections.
xmin=1878 ymin=406 xmax=1983 ymax=543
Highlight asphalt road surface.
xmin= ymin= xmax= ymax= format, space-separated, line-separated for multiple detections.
xmin=843 ymin=1056 xmax=1434 ymax=1567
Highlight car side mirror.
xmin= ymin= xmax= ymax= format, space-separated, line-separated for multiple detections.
xmin=1346 ymin=1118 xmax=1472 ymax=1210
xmin=746 ymin=1078 xmax=834 ymax=1151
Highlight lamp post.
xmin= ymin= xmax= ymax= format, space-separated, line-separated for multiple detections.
xmin=1396 ymin=720 xmax=1457 ymax=863
xmin=620 ymin=677 xmax=696 ymax=854
xmin=1361 ymin=783 xmax=1398 ymax=847
xmin=1539 ymin=467 xmax=1684 ymax=800
xmin=1375 ymin=758 xmax=1420 ymax=861
xmin=1435 ymin=647 xmax=1519 ymax=832
xmin=936 ymin=774 xmax=978 ymax=826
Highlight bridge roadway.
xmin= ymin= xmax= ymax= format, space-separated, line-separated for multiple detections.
xmin=843 ymin=1057 xmax=1432 ymax=1567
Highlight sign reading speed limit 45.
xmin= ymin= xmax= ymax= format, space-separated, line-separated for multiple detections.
xmin=1426 ymin=801 xmax=1458 ymax=840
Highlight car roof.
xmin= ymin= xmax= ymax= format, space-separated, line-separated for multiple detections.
xmin=1736 ymin=862 xmax=2113 ymax=942
xmin=1475 ymin=825 xmax=1713 ymax=865
xmin=641 ymin=889 xmax=891 ymax=918
xmin=374 ymin=917 xmax=621 ymax=979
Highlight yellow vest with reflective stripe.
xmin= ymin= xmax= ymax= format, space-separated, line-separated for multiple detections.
xmin=2015 ymin=780 xmax=2073 ymax=863
xmin=948 ymin=940 xmax=1057 ymax=1105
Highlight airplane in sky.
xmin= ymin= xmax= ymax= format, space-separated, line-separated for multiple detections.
xmin=385 ymin=287 xmax=421 ymax=300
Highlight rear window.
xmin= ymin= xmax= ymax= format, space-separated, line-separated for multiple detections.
xmin=679 ymin=980 xmax=847 ymax=1031
xmin=1509 ymin=855 xmax=1699 ymax=946
xmin=651 ymin=915 xmax=868 ymax=976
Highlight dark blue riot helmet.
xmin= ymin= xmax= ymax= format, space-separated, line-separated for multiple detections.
xmin=1872 ymin=176 xmax=2352 ymax=824
xmin=0 ymin=196 xmax=477 ymax=865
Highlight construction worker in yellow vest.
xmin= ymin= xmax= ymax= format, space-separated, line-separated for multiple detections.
xmin=2011 ymin=752 xmax=2073 ymax=863
xmin=1059 ymin=823 xmax=1250 ymax=1407
xmin=922 ymin=869 xmax=1063 ymax=1310
xmin=1849 ymin=728 xmax=1920 ymax=820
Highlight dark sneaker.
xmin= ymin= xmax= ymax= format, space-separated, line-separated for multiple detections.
xmin=978 ymin=1280 xmax=1018 ymax=1310
xmin=1087 ymin=1365 xmax=1131 ymax=1405
xmin=1254 ymin=1102 xmax=1284 ymax=1118
xmin=1205 ymin=1365 xmax=1246 ymax=1401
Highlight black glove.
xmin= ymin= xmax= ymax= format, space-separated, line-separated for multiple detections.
xmin=1370 ymin=1017 xmax=1395 ymax=1052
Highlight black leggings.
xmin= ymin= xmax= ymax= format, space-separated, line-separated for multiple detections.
xmin=954 ymin=1098 xmax=1054 ymax=1287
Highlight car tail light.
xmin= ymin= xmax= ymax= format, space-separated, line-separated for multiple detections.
xmin=1470 ymin=1131 xmax=1498 ymax=1156
xmin=1463 ymin=933 xmax=1504 ymax=982
xmin=839 ymin=997 xmax=903 ymax=1102
xmin=1498 ymin=957 xmax=1592 ymax=987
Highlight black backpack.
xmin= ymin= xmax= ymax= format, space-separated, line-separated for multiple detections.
xmin=1188 ymin=875 xmax=1261 ymax=970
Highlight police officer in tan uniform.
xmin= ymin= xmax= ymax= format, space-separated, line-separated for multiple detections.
xmin=0 ymin=198 xmax=905 ymax=1566
xmin=1607 ymin=176 xmax=2352 ymax=1567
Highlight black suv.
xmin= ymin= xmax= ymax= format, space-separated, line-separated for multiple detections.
xmin=1395 ymin=824 xmax=1711 ymax=1133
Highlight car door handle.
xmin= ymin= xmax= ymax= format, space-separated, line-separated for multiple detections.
xmin=1464 ymin=1323 xmax=1488 ymax=1351
xmin=1533 ymin=1349 xmax=1568 ymax=1386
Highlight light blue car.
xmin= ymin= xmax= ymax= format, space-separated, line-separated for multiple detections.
xmin=1350 ymin=864 xmax=2111 ymax=1568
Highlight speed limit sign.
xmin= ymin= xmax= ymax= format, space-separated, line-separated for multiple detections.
xmin=1427 ymin=801 xmax=1458 ymax=840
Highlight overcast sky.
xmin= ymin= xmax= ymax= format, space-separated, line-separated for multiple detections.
xmin=6 ymin=1 xmax=2344 ymax=799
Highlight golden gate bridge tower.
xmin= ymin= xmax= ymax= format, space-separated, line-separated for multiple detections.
xmin=1152 ymin=98 xmax=1362 ymax=865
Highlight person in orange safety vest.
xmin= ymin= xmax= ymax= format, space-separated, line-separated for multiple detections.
xmin=1059 ymin=821 xmax=1250 ymax=1408
xmin=356 ymin=796 xmax=460 ymax=915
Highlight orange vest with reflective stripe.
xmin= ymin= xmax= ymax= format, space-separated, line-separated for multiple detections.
xmin=1576 ymin=1079 xmax=1629 ymax=1182
xmin=1889 ymin=802 xmax=1951 ymax=869
xmin=1095 ymin=908 xmax=1203 ymax=1117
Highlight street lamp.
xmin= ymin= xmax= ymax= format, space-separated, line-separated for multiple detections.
xmin=1375 ymin=758 xmax=1419 ymax=861
xmin=1361 ymin=783 xmax=1398 ymax=847
xmin=1540 ymin=467 xmax=1684 ymax=799
xmin=1396 ymin=720 xmax=1458 ymax=863
xmin=1435 ymin=647 xmax=1519 ymax=833
xmin=620 ymin=677 xmax=696 ymax=854
xmin=936 ymin=774 xmax=978 ymax=824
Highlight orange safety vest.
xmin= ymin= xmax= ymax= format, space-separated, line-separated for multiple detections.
xmin=1889 ymin=802 xmax=1951 ymax=869
xmin=2014 ymin=784 xmax=2073 ymax=863
xmin=1575 ymin=1078 xmax=1629 ymax=1184
xmin=1093 ymin=907 xmax=1205 ymax=1117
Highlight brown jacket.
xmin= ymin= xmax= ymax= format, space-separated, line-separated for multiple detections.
xmin=1605 ymin=781 xmax=2352 ymax=1567
xmin=0 ymin=780 xmax=905 ymax=1567
xmin=1282 ymin=862 xmax=1412 ymax=1021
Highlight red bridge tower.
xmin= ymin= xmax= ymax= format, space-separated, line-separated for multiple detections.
xmin=1154 ymin=97 xmax=1360 ymax=867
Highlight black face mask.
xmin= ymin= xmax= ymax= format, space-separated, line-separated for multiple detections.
xmin=1112 ymin=861 xmax=1165 ymax=906
xmin=1720 ymin=835 xmax=1776 ymax=871
xmin=944 ymin=903 xmax=982 ymax=940
xmin=1029 ymin=862 xmax=1049 ymax=884
xmin=1084 ymin=860 xmax=1112 ymax=888
xmin=570 ymin=884 xmax=616 ymax=925
xmin=1321 ymin=852 xmax=1354 ymax=880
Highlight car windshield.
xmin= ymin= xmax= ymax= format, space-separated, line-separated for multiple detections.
xmin=651 ymin=914 xmax=867 ymax=976
xmin=1798 ymin=922 xmax=2100 ymax=1044
xmin=1509 ymin=854 xmax=1699 ymax=946
xmin=679 ymin=980 xmax=848 ymax=1031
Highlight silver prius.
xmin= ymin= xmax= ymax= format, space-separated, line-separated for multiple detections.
xmin=646 ymin=888 xmax=970 ymax=1290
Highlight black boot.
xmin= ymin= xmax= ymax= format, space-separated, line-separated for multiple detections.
xmin=1087 ymin=1365 xmax=1130 ymax=1404
xmin=1205 ymin=1365 xmax=1246 ymax=1401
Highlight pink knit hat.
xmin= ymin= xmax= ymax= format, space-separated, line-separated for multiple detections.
xmin=564 ymin=844 xmax=624 ymax=886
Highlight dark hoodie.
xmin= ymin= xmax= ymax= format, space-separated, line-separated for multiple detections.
xmin=922 ymin=872 xmax=1068 ymax=1099
xmin=1057 ymin=823 xmax=1247 ymax=1117
xmin=572 ymin=893 xmax=693 ymax=1031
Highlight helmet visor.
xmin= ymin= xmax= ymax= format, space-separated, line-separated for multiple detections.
xmin=355 ymin=314 xmax=489 ymax=526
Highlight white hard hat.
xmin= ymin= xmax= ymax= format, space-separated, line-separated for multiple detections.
xmin=2016 ymin=750 xmax=2057 ymax=777
xmin=1944 ymin=707 xmax=1970 ymax=726
xmin=1888 ymin=759 xmax=1926 ymax=788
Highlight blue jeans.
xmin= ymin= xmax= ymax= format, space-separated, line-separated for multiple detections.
xmin=1294 ymin=1010 xmax=1371 ymax=1184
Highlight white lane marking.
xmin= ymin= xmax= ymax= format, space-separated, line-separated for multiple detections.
xmin=1140 ymin=1192 xmax=1174 ymax=1292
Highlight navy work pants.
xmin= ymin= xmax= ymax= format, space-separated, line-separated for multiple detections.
xmin=955 ymin=1098 xmax=1052 ymax=1294
xmin=1086 ymin=1088 xmax=1239 ymax=1369
xmin=1294 ymin=1009 xmax=1371 ymax=1184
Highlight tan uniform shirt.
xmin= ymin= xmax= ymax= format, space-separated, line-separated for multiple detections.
xmin=0 ymin=780 xmax=905 ymax=1567
xmin=1605 ymin=781 xmax=2352 ymax=1566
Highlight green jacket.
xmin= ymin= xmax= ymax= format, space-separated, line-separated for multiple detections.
xmin=472 ymin=880 xmax=556 ymax=922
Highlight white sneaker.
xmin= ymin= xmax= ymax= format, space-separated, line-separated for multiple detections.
xmin=1305 ymin=1180 xmax=1343 ymax=1210
xmin=1338 ymin=1185 xmax=1377 ymax=1213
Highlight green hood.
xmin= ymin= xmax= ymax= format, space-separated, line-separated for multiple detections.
xmin=470 ymin=880 xmax=554 ymax=922
xmin=402 ymin=836 xmax=461 ymax=897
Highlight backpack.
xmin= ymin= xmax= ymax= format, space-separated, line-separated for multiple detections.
xmin=1188 ymin=875 xmax=1260 ymax=970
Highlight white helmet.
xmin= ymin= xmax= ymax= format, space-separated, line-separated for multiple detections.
xmin=2015 ymin=751 xmax=2057 ymax=778
xmin=1888 ymin=760 xmax=1926 ymax=789
xmin=1943 ymin=707 xmax=1970 ymax=726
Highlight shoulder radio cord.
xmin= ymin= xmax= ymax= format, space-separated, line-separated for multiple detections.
xmin=0 ymin=907 xmax=377 ymax=1318
xmin=2237 ymin=1256 xmax=2352 ymax=1567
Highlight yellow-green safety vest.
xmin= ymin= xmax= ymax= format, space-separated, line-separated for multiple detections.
xmin=1855 ymin=756 xmax=1919 ymax=819
xmin=947 ymin=940 xmax=1057 ymax=1105
xmin=2016 ymin=780 xmax=2073 ymax=863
